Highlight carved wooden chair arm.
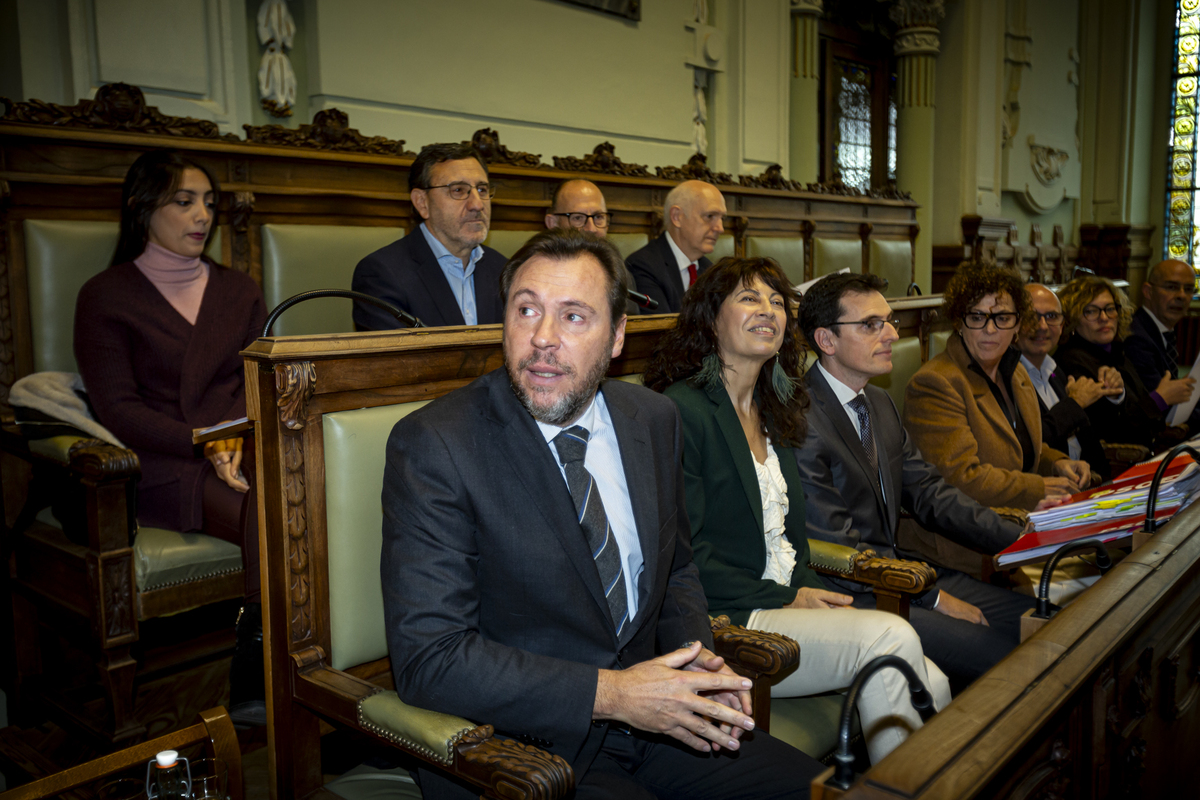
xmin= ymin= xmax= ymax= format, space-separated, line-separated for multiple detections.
xmin=358 ymin=690 xmax=573 ymax=800
xmin=709 ymin=614 xmax=799 ymax=679
xmin=806 ymin=539 xmax=936 ymax=594
xmin=992 ymin=506 xmax=1030 ymax=529
xmin=66 ymin=438 xmax=141 ymax=481
xmin=1099 ymin=440 xmax=1151 ymax=478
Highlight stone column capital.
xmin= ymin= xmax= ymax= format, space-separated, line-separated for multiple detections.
xmin=791 ymin=0 xmax=823 ymax=16
xmin=894 ymin=26 xmax=941 ymax=57
xmin=889 ymin=0 xmax=946 ymax=31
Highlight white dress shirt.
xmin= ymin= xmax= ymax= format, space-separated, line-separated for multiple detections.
xmin=664 ymin=230 xmax=698 ymax=291
xmin=537 ymin=389 xmax=642 ymax=618
xmin=817 ymin=362 xmax=887 ymax=505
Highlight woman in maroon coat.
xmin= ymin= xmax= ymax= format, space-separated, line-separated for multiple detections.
xmin=74 ymin=150 xmax=267 ymax=725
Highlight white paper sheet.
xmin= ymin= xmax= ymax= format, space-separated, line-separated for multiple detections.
xmin=1167 ymin=350 xmax=1200 ymax=425
xmin=795 ymin=268 xmax=850 ymax=296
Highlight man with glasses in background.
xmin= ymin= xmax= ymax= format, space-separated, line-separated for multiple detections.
xmin=794 ymin=273 xmax=1037 ymax=688
xmin=1125 ymin=259 xmax=1200 ymax=424
xmin=544 ymin=179 xmax=641 ymax=315
xmin=1015 ymin=285 xmax=1120 ymax=482
xmin=353 ymin=142 xmax=507 ymax=329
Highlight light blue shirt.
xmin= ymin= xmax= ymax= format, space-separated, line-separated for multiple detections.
xmin=1020 ymin=353 xmax=1082 ymax=461
xmin=536 ymin=389 xmax=642 ymax=619
xmin=419 ymin=222 xmax=484 ymax=325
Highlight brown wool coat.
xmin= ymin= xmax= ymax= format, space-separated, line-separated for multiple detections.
xmin=903 ymin=333 xmax=1067 ymax=512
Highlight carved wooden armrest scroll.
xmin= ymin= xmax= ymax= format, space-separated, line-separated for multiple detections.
xmin=710 ymin=614 xmax=799 ymax=679
xmin=66 ymin=438 xmax=140 ymax=482
xmin=847 ymin=552 xmax=937 ymax=595
xmin=457 ymin=725 xmax=574 ymax=800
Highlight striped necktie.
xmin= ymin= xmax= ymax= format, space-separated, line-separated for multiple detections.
xmin=1164 ymin=329 xmax=1180 ymax=377
xmin=553 ymin=426 xmax=628 ymax=636
xmin=848 ymin=395 xmax=878 ymax=473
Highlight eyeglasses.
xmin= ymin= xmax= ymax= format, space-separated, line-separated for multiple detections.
xmin=827 ymin=317 xmax=900 ymax=335
xmin=550 ymin=211 xmax=612 ymax=229
xmin=1031 ymin=310 xmax=1063 ymax=325
xmin=1081 ymin=303 xmax=1119 ymax=320
xmin=425 ymin=182 xmax=496 ymax=201
xmin=1147 ymin=280 xmax=1195 ymax=295
xmin=962 ymin=311 xmax=1020 ymax=330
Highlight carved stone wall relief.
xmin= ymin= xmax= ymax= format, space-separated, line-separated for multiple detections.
xmin=257 ymin=0 xmax=297 ymax=117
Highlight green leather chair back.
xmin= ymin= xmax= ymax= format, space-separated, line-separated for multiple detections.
xmin=868 ymin=335 xmax=922 ymax=414
xmin=812 ymin=237 xmax=863 ymax=279
xmin=746 ymin=236 xmax=806 ymax=286
xmin=869 ymin=239 xmax=913 ymax=297
xmin=261 ymin=224 xmax=404 ymax=336
xmin=323 ymin=401 xmax=430 ymax=672
xmin=607 ymin=233 xmax=650 ymax=260
xmin=25 ymin=220 xmax=223 ymax=373
xmin=483 ymin=230 xmax=536 ymax=259
xmin=709 ymin=234 xmax=737 ymax=263
xmin=929 ymin=329 xmax=952 ymax=360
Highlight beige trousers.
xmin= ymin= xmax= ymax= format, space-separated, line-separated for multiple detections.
xmin=746 ymin=606 xmax=952 ymax=764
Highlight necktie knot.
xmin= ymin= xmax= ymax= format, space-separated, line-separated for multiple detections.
xmin=553 ymin=425 xmax=590 ymax=465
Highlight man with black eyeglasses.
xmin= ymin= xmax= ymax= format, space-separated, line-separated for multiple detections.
xmin=1125 ymin=259 xmax=1200 ymax=424
xmin=794 ymin=272 xmax=1038 ymax=689
xmin=1015 ymin=284 xmax=1119 ymax=481
xmin=352 ymin=142 xmax=508 ymax=329
xmin=544 ymin=180 xmax=640 ymax=316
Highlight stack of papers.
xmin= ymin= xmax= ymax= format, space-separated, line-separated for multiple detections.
xmin=995 ymin=454 xmax=1200 ymax=567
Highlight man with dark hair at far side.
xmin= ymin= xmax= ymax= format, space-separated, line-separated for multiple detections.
xmin=795 ymin=272 xmax=1038 ymax=689
xmin=382 ymin=228 xmax=820 ymax=799
xmin=352 ymin=142 xmax=507 ymax=329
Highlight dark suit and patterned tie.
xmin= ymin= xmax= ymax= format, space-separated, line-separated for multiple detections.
xmin=382 ymin=229 xmax=815 ymax=799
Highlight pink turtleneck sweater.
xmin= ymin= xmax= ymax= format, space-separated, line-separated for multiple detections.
xmin=134 ymin=242 xmax=210 ymax=325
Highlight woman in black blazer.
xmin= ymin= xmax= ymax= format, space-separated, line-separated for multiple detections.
xmin=644 ymin=257 xmax=950 ymax=764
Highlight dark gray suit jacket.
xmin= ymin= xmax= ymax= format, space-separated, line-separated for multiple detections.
xmin=381 ymin=370 xmax=712 ymax=787
xmin=351 ymin=227 xmax=506 ymax=329
xmin=795 ymin=366 xmax=1020 ymax=594
xmin=625 ymin=233 xmax=712 ymax=314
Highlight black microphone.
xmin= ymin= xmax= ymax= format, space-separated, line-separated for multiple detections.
xmin=628 ymin=289 xmax=659 ymax=310
xmin=262 ymin=289 xmax=425 ymax=337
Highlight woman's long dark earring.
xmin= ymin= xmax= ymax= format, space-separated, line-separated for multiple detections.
xmin=771 ymin=354 xmax=799 ymax=403
xmin=697 ymin=351 xmax=723 ymax=388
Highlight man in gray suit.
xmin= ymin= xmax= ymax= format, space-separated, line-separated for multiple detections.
xmin=382 ymin=229 xmax=817 ymax=799
xmin=795 ymin=272 xmax=1038 ymax=687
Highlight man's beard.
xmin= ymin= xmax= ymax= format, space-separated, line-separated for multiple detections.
xmin=506 ymin=340 xmax=614 ymax=426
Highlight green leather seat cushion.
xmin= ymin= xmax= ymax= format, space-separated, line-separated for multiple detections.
xmin=747 ymin=236 xmax=806 ymax=286
xmin=133 ymin=527 xmax=243 ymax=592
xmin=771 ymin=692 xmax=861 ymax=759
xmin=928 ymin=329 xmax=952 ymax=360
xmin=28 ymin=434 xmax=88 ymax=464
xmin=483 ymin=230 xmax=537 ymax=259
xmin=710 ymin=234 xmax=736 ymax=263
xmin=812 ymin=237 xmax=862 ymax=278
xmin=359 ymin=690 xmax=479 ymax=766
xmin=323 ymin=401 xmax=430 ymax=671
xmin=260 ymin=224 xmax=405 ymax=336
xmin=323 ymin=762 xmax=422 ymax=800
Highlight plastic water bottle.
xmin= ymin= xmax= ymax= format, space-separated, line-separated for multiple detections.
xmin=146 ymin=750 xmax=192 ymax=799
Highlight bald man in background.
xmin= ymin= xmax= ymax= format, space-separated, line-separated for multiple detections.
xmin=545 ymin=179 xmax=641 ymax=316
xmin=625 ymin=179 xmax=726 ymax=313
xmin=1125 ymin=259 xmax=1200 ymax=424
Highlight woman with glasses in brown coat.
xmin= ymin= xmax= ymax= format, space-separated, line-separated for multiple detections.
xmin=903 ymin=264 xmax=1091 ymax=515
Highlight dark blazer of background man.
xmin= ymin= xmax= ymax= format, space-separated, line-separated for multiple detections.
xmin=352 ymin=142 xmax=506 ymax=329
xmin=1015 ymin=284 xmax=1115 ymax=482
xmin=795 ymin=272 xmax=1036 ymax=687
xmin=544 ymin=178 xmax=640 ymax=316
xmin=625 ymin=179 xmax=726 ymax=313
xmin=382 ymin=229 xmax=816 ymax=799
xmin=1125 ymin=258 xmax=1199 ymax=423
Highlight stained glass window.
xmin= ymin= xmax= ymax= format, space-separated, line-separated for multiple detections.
xmin=835 ymin=59 xmax=873 ymax=191
xmin=1166 ymin=0 xmax=1200 ymax=262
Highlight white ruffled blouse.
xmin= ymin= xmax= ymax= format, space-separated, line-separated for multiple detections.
xmin=754 ymin=443 xmax=796 ymax=586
